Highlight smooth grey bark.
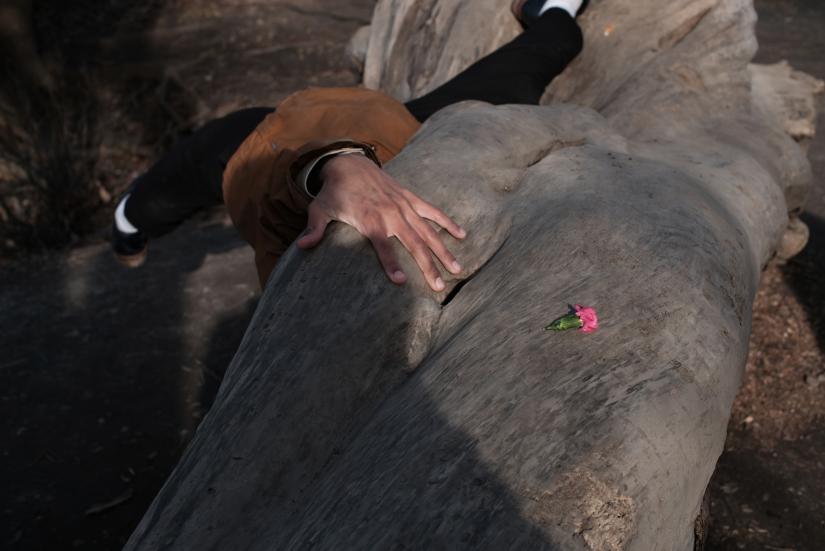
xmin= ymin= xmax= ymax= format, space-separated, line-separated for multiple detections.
xmin=125 ymin=1 xmax=819 ymax=550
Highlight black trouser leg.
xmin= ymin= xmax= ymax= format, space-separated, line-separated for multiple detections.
xmin=404 ymin=8 xmax=583 ymax=122
xmin=124 ymin=107 xmax=274 ymax=238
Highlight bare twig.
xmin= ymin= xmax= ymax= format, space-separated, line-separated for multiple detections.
xmin=83 ymin=487 xmax=134 ymax=516
xmin=0 ymin=358 xmax=26 ymax=370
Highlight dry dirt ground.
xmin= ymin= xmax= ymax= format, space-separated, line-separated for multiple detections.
xmin=1 ymin=1 xmax=823 ymax=550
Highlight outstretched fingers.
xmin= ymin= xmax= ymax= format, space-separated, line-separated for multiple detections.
xmin=401 ymin=188 xmax=466 ymax=240
xmin=405 ymin=212 xmax=462 ymax=275
xmin=393 ymin=222 xmax=446 ymax=291
xmin=301 ymin=153 xmax=469 ymax=291
xmin=368 ymin=232 xmax=407 ymax=284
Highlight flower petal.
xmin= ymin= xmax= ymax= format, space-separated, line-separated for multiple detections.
xmin=574 ymin=305 xmax=598 ymax=333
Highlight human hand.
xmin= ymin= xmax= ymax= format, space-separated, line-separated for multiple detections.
xmin=295 ymin=153 xmax=466 ymax=291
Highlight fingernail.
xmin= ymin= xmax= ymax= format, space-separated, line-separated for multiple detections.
xmin=458 ymin=227 xmax=467 ymax=238
xmin=435 ymin=277 xmax=445 ymax=291
xmin=392 ymin=270 xmax=406 ymax=282
xmin=451 ymin=260 xmax=462 ymax=273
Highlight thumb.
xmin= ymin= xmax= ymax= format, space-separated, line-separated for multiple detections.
xmin=296 ymin=205 xmax=332 ymax=249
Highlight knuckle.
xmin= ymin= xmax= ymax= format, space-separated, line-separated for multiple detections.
xmin=368 ymin=228 xmax=389 ymax=243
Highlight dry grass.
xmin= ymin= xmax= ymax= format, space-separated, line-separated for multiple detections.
xmin=0 ymin=69 xmax=103 ymax=254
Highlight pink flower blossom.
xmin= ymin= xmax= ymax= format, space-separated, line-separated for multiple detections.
xmin=574 ymin=304 xmax=598 ymax=333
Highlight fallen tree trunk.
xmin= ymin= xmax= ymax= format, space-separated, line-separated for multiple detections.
xmin=125 ymin=1 xmax=820 ymax=549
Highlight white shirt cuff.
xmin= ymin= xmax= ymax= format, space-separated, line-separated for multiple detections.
xmin=297 ymin=147 xmax=367 ymax=198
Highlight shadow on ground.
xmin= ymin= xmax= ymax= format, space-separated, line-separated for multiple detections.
xmin=783 ymin=213 xmax=825 ymax=352
xmin=0 ymin=217 xmax=258 ymax=550
xmin=2 ymin=1 xmax=376 ymax=548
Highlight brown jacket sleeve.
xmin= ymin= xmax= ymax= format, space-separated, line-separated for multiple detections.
xmin=221 ymin=87 xmax=422 ymax=287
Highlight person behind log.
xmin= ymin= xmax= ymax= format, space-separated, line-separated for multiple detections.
xmin=112 ymin=0 xmax=587 ymax=290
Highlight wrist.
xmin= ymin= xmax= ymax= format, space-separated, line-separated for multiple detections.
xmin=306 ymin=149 xmax=367 ymax=197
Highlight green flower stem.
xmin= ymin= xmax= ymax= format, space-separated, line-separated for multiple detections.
xmin=545 ymin=313 xmax=583 ymax=331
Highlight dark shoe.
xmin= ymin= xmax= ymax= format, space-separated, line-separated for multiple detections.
xmin=511 ymin=0 xmax=589 ymax=28
xmin=112 ymin=221 xmax=148 ymax=268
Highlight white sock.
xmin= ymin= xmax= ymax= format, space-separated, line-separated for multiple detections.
xmin=115 ymin=194 xmax=139 ymax=234
xmin=539 ymin=0 xmax=583 ymax=18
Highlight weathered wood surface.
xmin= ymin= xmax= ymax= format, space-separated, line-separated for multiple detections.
xmin=125 ymin=0 xmax=818 ymax=550
xmin=749 ymin=60 xmax=825 ymax=147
